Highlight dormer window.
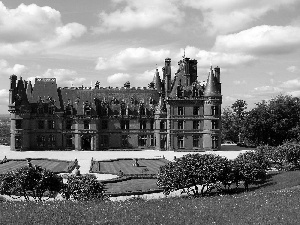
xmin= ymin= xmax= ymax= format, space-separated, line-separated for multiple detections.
xmin=37 ymin=105 xmax=44 ymax=114
xmin=66 ymin=120 xmax=72 ymax=130
xmin=65 ymin=105 xmax=72 ymax=115
xmin=120 ymin=102 xmax=126 ymax=116
xmin=139 ymin=103 xmax=146 ymax=115
xmin=48 ymin=105 xmax=55 ymax=114
xmin=84 ymin=102 xmax=91 ymax=116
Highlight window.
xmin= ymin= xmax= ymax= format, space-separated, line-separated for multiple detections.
xmin=84 ymin=120 xmax=90 ymax=129
xmin=100 ymin=135 xmax=109 ymax=147
xmin=38 ymin=120 xmax=44 ymax=129
xmin=178 ymin=106 xmax=184 ymax=115
xmin=211 ymin=106 xmax=219 ymax=116
xmin=212 ymin=136 xmax=218 ymax=149
xmin=193 ymin=136 xmax=199 ymax=148
xmin=48 ymin=135 xmax=56 ymax=148
xmin=15 ymin=136 xmax=22 ymax=149
xmin=101 ymin=120 xmax=108 ymax=129
xmin=212 ymin=120 xmax=218 ymax=129
xmin=160 ymin=134 xmax=167 ymax=149
xmin=48 ymin=120 xmax=55 ymax=129
xmin=193 ymin=135 xmax=203 ymax=148
xmin=193 ymin=120 xmax=200 ymax=130
xmin=150 ymin=120 xmax=154 ymax=130
xmin=178 ymin=121 xmax=184 ymax=130
xmin=121 ymin=135 xmax=128 ymax=147
xmin=66 ymin=120 xmax=72 ymax=130
xmin=178 ymin=136 xmax=184 ymax=148
xmin=140 ymin=120 xmax=147 ymax=130
xmin=160 ymin=121 xmax=165 ymax=130
xmin=150 ymin=134 xmax=155 ymax=146
xmin=37 ymin=135 xmax=46 ymax=147
xmin=120 ymin=120 xmax=130 ymax=129
xmin=15 ymin=120 xmax=22 ymax=129
xmin=193 ymin=106 xmax=199 ymax=116
xmin=138 ymin=135 xmax=147 ymax=147
xmin=66 ymin=135 xmax=73 ymax=148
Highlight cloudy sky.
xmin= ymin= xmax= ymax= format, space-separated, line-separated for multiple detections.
xmin=1 ymin=0 xmax=300 ymax=114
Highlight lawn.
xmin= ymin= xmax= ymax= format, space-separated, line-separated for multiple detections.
xmin=1 ymin=171 xmax=300 ymax=225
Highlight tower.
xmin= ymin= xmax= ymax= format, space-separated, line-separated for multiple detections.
xmin=203 ymin=66 xmax=222 ymax=150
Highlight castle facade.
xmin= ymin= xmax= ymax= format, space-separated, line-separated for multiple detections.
xmin=8 ymin=57 xmax=222 ymax=151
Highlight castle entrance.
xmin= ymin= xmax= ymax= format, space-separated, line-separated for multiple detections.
xmin=81 ymin=135 xmax=91 ymax=150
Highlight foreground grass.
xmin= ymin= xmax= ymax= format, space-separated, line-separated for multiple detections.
xmin=1 ymin=171 xmax=300 ymax=225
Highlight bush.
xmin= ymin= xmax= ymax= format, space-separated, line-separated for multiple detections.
xmin=0 ymin=166 xmax=63 ymax=201
xmin=232 ymin=151 xmax=267 ymax=191
xmin=278 ymin=142 xmax=300 ymax=170
xmin=62 ymin=174 xmax=105 ymax=201
xmin=157 ymin=154 xmax=232 ymax=196
xmin=257 ymin=143 xmax=300 ymax=171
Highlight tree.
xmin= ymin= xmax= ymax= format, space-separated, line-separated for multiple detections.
xmin=62 ymin=174 xmax=105 ymax=201
xmin=157 ymin=154 xmax=232 ymax=196
xmin=222 ymin=99 xmax=248 ymax=143
xmin=245 ymin=95 xmax=300 ymax=146
xmin=0 ymin=166 xmax=63 ymax=201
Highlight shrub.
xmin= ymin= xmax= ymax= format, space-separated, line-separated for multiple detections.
xmin=257 ymin=143 xmax=300 ymax=171
xmin=62 ymin=174 xmax=105 ymax=201
xmin=157 ymin=154 xmax=232 ymax=196
xmin=0 ymin=166 xmax=63 ymax=201
xmin=232 ymin=151 xmax=267 ymax=191
xmin=277 ymin=142 xmax=300 ymax=170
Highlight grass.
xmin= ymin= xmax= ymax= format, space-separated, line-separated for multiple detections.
xmin=1 ymin=171 xmax=300 ymax=225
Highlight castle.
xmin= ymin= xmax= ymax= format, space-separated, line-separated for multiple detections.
xmin=8 ymin=57 xmax=222 ymax=151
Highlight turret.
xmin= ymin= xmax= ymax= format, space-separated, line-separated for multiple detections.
xmin=204 ymin=66 xmax=221 ymax=97
xmin=154 ymin=68 xmax=162 ymax=93
xmin=184 ymin=57 xmax=190 ymax=86
xmin=26 ymin=81 xmax=33 ymax=99
xmin=9 ymin=75 xmax=17 ymax=106
xmin=164 ymin=58 xmax=171 ymax=95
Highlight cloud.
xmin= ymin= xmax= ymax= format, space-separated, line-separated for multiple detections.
xmin=287 ymin=66 xmax=299 ymax=73
xmin=254 ymin=86 xmax=283 ymax=93
xmin=93 ymin=0 xmax=184 ymax=33
xmin=0 ymin=59 xmax=28 ymax=76
xmin=0 ymin=89 xmax=9 ymax=106
xmin=248 ymin=79 xmax=300 ymax=99
xmin=214 ymin=25 xmax=300 ymax=55
xmin=182 ymin=0 xmax=298 ymax=34
xmin=95 ymin=48 xmax=170 ymax=71
xmin=177 ymin=46 xmax=255 ymax=68
xmin=233 ymin=80 xmax=246 ymax=85
xmin=107 ymin=73 xmax=131 ymax=86
xmin=0 ymin=2 xmax=86 ymax=56
xmin=28 ymin=69 xmax=86 ymax=87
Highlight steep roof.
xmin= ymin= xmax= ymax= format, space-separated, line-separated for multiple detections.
xmin=203 ymin=69 xmax=221 ymax=97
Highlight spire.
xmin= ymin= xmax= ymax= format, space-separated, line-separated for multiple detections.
xmin=153 ymin=68 xmax=162 ymax=93
xmin=26 ymin=80 xmax=33 ymax=98
xmin=204 ymin=67 xmax=221 ymax=97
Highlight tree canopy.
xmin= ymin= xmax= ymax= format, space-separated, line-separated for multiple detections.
xmin=222 ymin=95 xmax=300 ymax=146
